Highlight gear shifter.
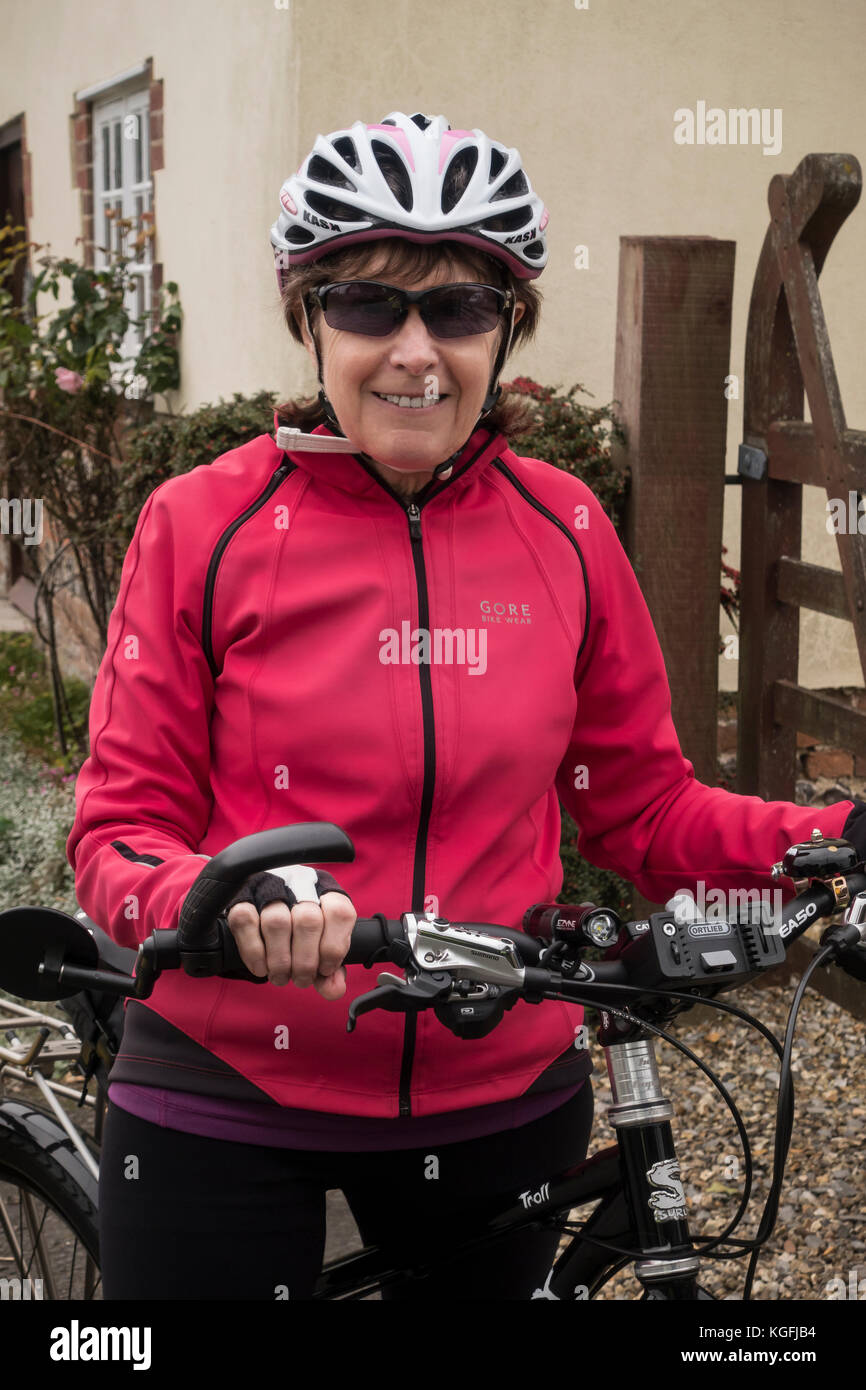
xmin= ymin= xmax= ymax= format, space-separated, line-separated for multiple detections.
xmin=346 ymin=970 xmax=452 ymax=1032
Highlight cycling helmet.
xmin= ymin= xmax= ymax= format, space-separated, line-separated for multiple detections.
xmin=270 ymin=111 xmax=549 ymax=476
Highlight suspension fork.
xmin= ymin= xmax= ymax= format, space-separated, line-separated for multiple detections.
xmin=603 ymin=1032 xmax=703 ymax=1297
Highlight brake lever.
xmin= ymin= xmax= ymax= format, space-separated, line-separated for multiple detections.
xmin=346 ymin=970 xmax=452 ymax=1032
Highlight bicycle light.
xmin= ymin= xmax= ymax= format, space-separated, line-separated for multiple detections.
xmin=523 ymin=902 xmax=623 ymax=950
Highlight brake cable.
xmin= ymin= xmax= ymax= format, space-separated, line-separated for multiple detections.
xmin=543 ymin=989 xmax=756 ymax=1263
xmin=741 ymin=941 xmax=837 ymax=1298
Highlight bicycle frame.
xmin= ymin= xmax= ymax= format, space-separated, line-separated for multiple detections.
xmin=0 ymin=998 xmax=104 ymax=1177
xmin=312 ymin=1033 xmax=707 ymax=1300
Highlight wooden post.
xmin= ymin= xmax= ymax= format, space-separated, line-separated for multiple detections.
xmin=610 ymin=237 xmax=735 ymax=914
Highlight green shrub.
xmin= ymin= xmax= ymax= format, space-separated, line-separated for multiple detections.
xmin=0 ymin=728 xmax=77 ymax=911
xmin=502 ymin=377 xmax=629 ymax=535
xmin=0 ymin=633 xmax=90 ymax=773
xmin=559 ymin=807 xmax=632 ymax=914
xmin=117 ymin=390 xmax=282 ymax=548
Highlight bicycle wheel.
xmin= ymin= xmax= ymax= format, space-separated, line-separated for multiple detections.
xmin=0 ymin=1101 xmax=101 ymax=1300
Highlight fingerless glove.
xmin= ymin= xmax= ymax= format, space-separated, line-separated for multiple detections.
xmin=224 ymin=867 xmax=351 ymax=916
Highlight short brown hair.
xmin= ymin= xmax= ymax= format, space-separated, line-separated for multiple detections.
xmin=274 ymin=238 xmax=543 ymax=441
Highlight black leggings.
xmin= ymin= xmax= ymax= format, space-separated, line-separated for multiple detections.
xmin=98 ymin=1082 xmax=594 ymax=1300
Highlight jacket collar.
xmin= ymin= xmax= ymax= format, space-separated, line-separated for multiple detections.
xmin=271 ymin=412 xmax=506 ymax=506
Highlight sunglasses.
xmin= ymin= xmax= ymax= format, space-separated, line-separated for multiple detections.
xmin=308 ymin=280 xmax=513 ymax=339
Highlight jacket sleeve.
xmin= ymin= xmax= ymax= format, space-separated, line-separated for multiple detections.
xmin=553 ymin=486 xmax=855 ymax=906
xmin=65 ymin=480 xmax=216 ymax=948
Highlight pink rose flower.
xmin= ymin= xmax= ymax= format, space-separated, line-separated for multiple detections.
xmin=55 ymin=367 xmax=84 ymax=393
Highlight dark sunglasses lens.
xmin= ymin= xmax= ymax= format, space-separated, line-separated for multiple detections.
xmin=424 ymin=286 xmax=503 ymax=337
xmin=320 ymin=283 xmax=401 ymax=335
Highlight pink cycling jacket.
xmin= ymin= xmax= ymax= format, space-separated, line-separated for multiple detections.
xmin=66 ymin=420 xmax=855 ymax=1118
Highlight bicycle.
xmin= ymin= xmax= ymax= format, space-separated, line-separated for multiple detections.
xmin=0 ymin=989 xmax=105 ymax=1300
xmin=0 ymin=819 xmax=864 ymax=1301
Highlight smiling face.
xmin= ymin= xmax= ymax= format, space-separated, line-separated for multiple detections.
xmin=298 ymin=245 xmax=525 ymax=495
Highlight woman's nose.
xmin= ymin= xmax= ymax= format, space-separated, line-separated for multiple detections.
xmin=387 ymin=306 xmax=439 ymax=370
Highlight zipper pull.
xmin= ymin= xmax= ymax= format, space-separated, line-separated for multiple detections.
xmin=406 ymin=503 xmax=422 ymax=542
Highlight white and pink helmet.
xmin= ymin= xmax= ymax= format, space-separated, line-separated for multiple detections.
xmin=270 ymin=110 xmax=549 ymax=290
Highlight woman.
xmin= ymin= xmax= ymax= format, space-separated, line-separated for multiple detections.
xmin=67 ymin=111 xmax=865 ymax=1300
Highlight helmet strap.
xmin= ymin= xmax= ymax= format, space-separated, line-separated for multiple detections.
xmin=300 ymin=294 xmax=350 ymax=438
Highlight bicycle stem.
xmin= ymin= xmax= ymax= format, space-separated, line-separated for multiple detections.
xmin=602 ymin=1033 xmax=702 ymax=1293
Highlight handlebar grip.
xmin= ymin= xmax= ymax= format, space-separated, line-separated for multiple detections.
xmin=343 ymin=915 xmax=409 ymax=967
xmin=177 ymin=875 xmax=234 ymax=964
xmin=216 ymin=917 xmax=269 ymax=984
xmin=210 ymin=912 xmax=407 ymax=985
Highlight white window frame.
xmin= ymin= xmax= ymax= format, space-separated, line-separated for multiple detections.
xmin=91 ymin=83 xmax=153 ymax=393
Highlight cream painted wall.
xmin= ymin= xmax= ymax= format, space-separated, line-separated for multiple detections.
xmin=1 ymin=0 xmax=302 ymax=411
xmin=2 ymin=0 xmax=864 ymax=692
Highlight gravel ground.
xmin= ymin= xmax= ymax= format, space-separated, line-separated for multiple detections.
xmin=581 ymin=977 xmax=866 ymax=1300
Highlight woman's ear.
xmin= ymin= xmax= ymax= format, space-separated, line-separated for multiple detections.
xmin=512 ymin=300 xmax=526 ymax=326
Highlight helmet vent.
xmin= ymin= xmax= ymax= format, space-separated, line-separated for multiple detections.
xmin=488 ymin=147 xmax=507 ymax=182
xmin=409 ymin=113 xmax=432 ymax=130
xmin=479 ymin=205 xmax=533 ymax=233
xmin=371 ymin=140 xmax=414 ymax=211
xmin=306 ymin=190 xmax=363 ymax=222
xmin=308 ymin=155 xmax=357 ymax=192
xmin=331 ymin=136 xmax=360 ymax=171
xmin=441 ymin=147 xmax=478 ymax=214
xmin=284 ymin=225 xmax=317 ymax=245
xmin=524 ymin=239 xmax=545 ymax=260
xmin=491 ymin=169 xmax=528 ymax=202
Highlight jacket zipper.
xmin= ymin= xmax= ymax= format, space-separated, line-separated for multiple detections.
xmin=202 ymin=459 xmax=295 ymax=678
xmin=398 ymin=499 xmax=436 ymax=1117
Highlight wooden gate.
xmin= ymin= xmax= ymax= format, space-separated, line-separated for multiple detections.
xmin=737 ymin=152 xmax=866 ymax=802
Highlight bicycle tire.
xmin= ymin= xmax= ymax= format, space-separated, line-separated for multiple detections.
xmin=0 ymin=1100 xmax=101 ymax=1300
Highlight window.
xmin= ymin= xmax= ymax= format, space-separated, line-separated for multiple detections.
xmin=92 ymin=86 xmax=152 ymax=380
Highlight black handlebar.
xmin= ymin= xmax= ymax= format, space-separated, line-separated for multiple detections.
xmin=22 ymin=821 xmax=860 ymax=1026
xmin=169 ymin=822 xmax=866 ymax=999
